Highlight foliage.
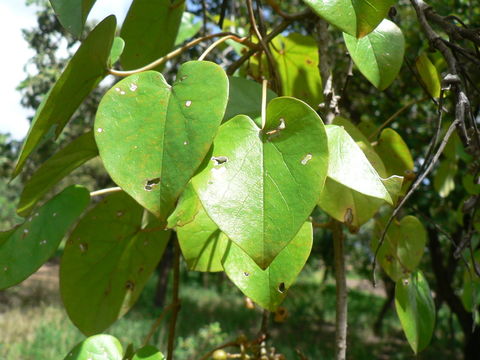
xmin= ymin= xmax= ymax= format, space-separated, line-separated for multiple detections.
xmin=2 ymin=0 xmax=480 ymax=359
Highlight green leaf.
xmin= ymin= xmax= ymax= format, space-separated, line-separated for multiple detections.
xmin=324 ymin=125 xmax=393 ymax=203
xmin=192 ymin=97 xmax=328 ymax=269
xmin=319 ymin=175 xmax=402 ymax=230
xmin=0 ymin=185 xmax=89 ymax=290
xmin=372 ymin=216 xmax=426 ymax=282
xmin=374 ymin=128 xmax=414 ymax=177
xmin=175 ymin=12 xmax=202 ymax=46
xmin=224 ymin=76 xmax=277 ymax=126
xmin=133 ymin=345 xmax=165 ymax=360
xmin=60 ymin=192 xmax=170 ymax=335
xmin=332 ymin=117 xmax=387 ymax=177
xmin=395 ymin=271 xmax=435 ymax=354
xmin=171 ymin=185 xmax=229 ymax=272
xmin=50 ymin=0 xmax=97 ymax=37
xmin=303 ymin=0 xmax=394 ymax=38
xmin=109 ymin=37 xmax=125 ymax=67
xmin=120 ymin=0 xmax=185 ymax=70
xmin=63 ymin=334 xmax=123 ymax=360
xmin=344 ymin=19 xmax=405 ymax=90
xmin=270 ymin=33 xmax=323 ymax=108
xmin=13 ymin=16 xmax=116 ymax=178
xmin=17 ymin=132 xmax=98 ymax=217
xmin=95 ymin=62 xmax=228 ymax=222
xmin=223 ymin=222 xmax=312 ymax=311
xmin=416 ymin=53 xmax=441 ymax=98
xmin=433 ymin=159 xmax=457 ymax=198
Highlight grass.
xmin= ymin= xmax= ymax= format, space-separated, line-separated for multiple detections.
xmin=0 ymin=260 xmax=465 ymax=360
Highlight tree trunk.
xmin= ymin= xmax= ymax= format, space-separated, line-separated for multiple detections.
xmin=154 ymin=242 xmax=173 ymax=307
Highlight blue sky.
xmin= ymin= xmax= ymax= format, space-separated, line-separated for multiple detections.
xmin=0 ymin=0 xmax=131 ymax=140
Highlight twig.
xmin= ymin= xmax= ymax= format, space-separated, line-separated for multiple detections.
xmin=109 ymin=32 xmax=251 ymax=77
xmin=167 ymin=236 xmax=181 ymax=360
xmin=265 ymin=0 xmax=310 ymax=19
xmin=368 ymin=97 xmax=427 ymax=140
xmin=143 ymin=303 xmax=174 ymax=346
xmin=372 ymin=119 xmax=460 ymax=285
xmin=226 ymin=10 xmax=311 ymax=75
xmin=332 ymin=220 xmax=348 ymax=360
xmin=246 ymin=0 xmax=280 ymax=92
xmin=89 ymin=187 xmax=122 ymax=197
xmin=198 ymin=35 xmax=247 ymax=61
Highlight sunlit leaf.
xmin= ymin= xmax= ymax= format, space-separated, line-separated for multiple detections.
xmin=63 ymin=334 xmax=123 ymax=360
xmin=374 ymin=128 xmax=414 ymax=177
xmin=60 ymin=192 xmax=170 ymax=335
xmin=270 ymin=33 xmax=323 ymax=108
xmin=17 ymin=131 xmax=98 ymax=217
xmin=120 ymin=0 xmax=185 ymax=70
xmin=433 ymin=159 xmax=457 ymax=198
xmin=395 ymin=271 xmax=435 ymax=354
xmin=303 ymin=0 xmax=394 ymax=37
xmin=13 ymin=16 xmax=116 ymax=178
xmin=95 ymin=62 xmax=228 ymax=222
xmin=416 ymin=53 xmax=441 ymax=98
xmin=175 ymin=12 xmax=202 ymax=46
xmin=108 ymin=37 xmax=125 ymax=67
xmin=0 ymin=186 xmax=89 ymax=290
xmin=192 ymin=97 xmax=328 ymax=268
xmin=344 ymin=19 xmax=405 ymax=90
xmin=223 ymin=222 xmax=313 ymax=311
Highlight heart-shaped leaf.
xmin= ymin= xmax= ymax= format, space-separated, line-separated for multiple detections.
xmin=13 ymin=16 xmax=116 ymax=178
xmin=63 ymin=334 xmax=123 ymax=360
xmin=169 ymin=184 xmax=229 ymax=272
xmin=60 ymin=192 xmax=170 ymax=335
xmin=50 ymin=0 xmax=97 ymax=37
xmin=223 ymin=222 xmax=312 ymax=311
xmin=395 ymin=271 xmax=435 ymax=354
xmin=303 ymin=0 xmax=394 ymax=38
xmin=120 ymin=0 xmax=185 ymax=71
xmin=133 ymin=345 xmax=165 ymax=360
xmin=372 ymin=215 xmax=426 ymax=281
xmin=17 ymin=131 xmax=98 ymax=217
xmin=192 ymin=97 xmax=328 ymax=268
xmin=0 ymin=185 xmax=89 ymax=290
xmin=95 ymin=61 xmax=229 ymax=222
xmin=344 ymin=19 xmax=405 ymax=90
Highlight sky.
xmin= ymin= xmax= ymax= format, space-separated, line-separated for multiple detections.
xmin=0 ymin=0 xmax=131 ymax=140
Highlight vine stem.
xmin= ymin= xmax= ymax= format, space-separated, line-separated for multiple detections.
xmin=167 ymin=236 xmax=181 ymax=360
xmin=332 ymin=220 xmax=348 ymax=360
xmin=198 ymin=35 xmax=247 ymax=61
xmin=109 ymin=32 xmax=252 ymax=77
xmin=89 ymin=186 xmax=121 ymax=197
